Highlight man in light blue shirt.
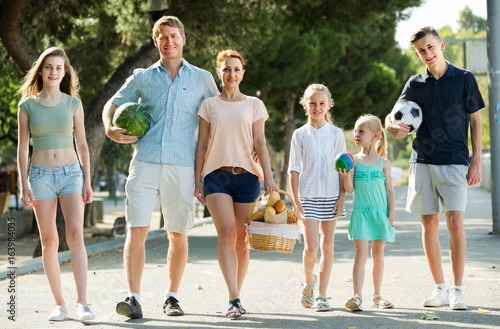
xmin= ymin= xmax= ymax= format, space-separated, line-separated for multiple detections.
xmin=103 ymin=16 xmax=218 ymax=319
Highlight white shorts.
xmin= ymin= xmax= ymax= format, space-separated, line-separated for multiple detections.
xmin=406 ymin=163 xmax=468 ymax=215
xmin=125 ymin=158 xmax=195 ymax=234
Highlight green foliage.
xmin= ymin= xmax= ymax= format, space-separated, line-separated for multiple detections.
xmin=21 ymin=0 xmax=151 ymax=103
xmin=100 ymin=138 xmax=135 ymax=166
xmin=0 ymin=44 xmax=23 ymax=148
xmin=1 ymin=0 xmax=426 ymax=169
xmin=460 ymin=6 xmax=487 ymax=34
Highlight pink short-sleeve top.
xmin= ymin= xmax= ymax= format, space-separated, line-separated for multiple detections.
xmin=198 ymin=95 xmax=269 ymax=181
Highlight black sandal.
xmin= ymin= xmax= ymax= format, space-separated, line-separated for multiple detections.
xmin=226 ymin=299 xmax=242 ymax=319
xmin=233 ymin=298 xmax=246 ymax=314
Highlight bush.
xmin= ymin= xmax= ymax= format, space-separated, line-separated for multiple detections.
xmin=391 ymin=158 xmax=410 ymax=170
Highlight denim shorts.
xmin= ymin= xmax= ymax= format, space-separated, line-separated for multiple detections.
xmin=203 ymin=169 xmax=260 ymax=203
xmin=28 ymin=161 xmax=84 ymax=201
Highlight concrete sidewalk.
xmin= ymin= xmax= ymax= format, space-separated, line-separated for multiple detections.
xmin=1 ymin=185 xmax=499 ymax=328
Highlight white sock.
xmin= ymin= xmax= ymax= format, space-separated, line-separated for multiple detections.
xmin=436 ymin=283 xmax=447 ymax=291
xmin=451 ymin=285 xmax=462 ymax=291
xmin=129 ymin=292 xmax=141 ymax=304
xmin=164 ymin=291 xmax=178 ymax=301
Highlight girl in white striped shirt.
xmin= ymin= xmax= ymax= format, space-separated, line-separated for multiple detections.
xmin=288 ymin=84 xmax=346 ymax=312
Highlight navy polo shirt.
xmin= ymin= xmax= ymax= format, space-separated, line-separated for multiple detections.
xmin=398 ymin=62 xmax=485 ymax=166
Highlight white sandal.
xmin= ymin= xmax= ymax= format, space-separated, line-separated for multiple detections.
xmin=371 ymin=294 xmax=394 ymax=309
xmin=314 ymin=295 xmax=331 ymax=312
xmin=345 ymin=295 xmax=362 ymax=311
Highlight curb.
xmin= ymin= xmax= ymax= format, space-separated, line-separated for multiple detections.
xmin=0 ymin=217 xmax=213 ymax=280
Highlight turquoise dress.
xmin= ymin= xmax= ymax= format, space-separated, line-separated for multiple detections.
xmin=348 ymin=156 xmax=395 ymax=242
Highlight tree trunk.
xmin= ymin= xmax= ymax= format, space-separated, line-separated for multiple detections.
xmin=0 ymin=1 xmax=160 ymax=257
xmin=106 ymin=162 xmax=116 ymax=199
xmin=0 ymin=0 xmax=40 ymax=72
xmin=279 ymin=95 xmax=297 ymax=191
xmin=82 ymin=38 xmax=157 ymax=227
xmin=267 ymin=142 xmax=281 ymax=187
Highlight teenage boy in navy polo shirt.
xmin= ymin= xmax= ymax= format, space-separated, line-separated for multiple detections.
xmin=386 ymin=26 xmax=484 ymax=310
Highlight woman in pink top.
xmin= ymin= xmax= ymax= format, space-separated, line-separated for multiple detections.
xmin=194 ymin=49 xmax=277 ymax=319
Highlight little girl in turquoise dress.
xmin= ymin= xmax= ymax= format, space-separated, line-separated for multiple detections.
xmin=337 ymin=114 xmax=395 ymax=311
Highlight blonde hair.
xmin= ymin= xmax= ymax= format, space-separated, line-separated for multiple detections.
xmin=152 ymin=15 xmax=185 ymax=40
xmin=216 ymin=49 xmax=245 ymax=70
xmin=18 ymin=47 xmax=79 ymax=99
xmin=355 ymin=114 xmax=387 ymax=157
xmin=299 ymin=83 xmax=334 ymax=124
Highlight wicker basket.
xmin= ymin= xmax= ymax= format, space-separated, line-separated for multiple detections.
xmin=246 ymin=189 xmax=299 ymax=254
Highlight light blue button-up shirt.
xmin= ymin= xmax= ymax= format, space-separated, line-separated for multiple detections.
xmin=112 ymin=59 xmax=219 ymax=166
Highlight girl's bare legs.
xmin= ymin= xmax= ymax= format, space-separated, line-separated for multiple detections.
xmin=317 ymin=220 xmax=337 ymax=296
xmin=352 ymin=240 xmax=369 ymax=298
xmin=59 ymin=193 xmax=88 ymax=305
xmin=33 ymin=198 xmax=64 ymax=307
xmin=371 ymin=239 xmax=386 ymax=304
xmin=302 ymin=218 xmax=320 ymax=307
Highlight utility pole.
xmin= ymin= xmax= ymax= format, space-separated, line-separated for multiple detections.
xmin=487 ymin=0 xmax=500 ymax=233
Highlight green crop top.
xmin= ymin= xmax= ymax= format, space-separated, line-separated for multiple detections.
xmin=19 ymin=93 xmax=80 ymax=151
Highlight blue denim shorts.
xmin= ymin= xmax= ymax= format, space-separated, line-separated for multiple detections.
xmin=28 ymin=161 xmax=84 ymax=201
xmin=203 ymin=169 xmax=260 ymax=203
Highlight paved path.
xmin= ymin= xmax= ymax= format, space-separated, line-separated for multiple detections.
xmin=1 ymin=185 xmax=500 ymax=328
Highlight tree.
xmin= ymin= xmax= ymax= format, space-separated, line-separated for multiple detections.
xmin=0 ymin=0 xmax=158 ymax=256
xmin=1 ymin=0 xmax=425 ymax=254
xmin=460 ymin=6 xmax=487 ymax=34
xmin=241 ymin=0 xmax=424 ymax=188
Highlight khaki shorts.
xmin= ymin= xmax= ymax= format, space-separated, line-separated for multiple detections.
xmin=125 ymin=159 xmax=195 ymax=234
xmin=406 ymin=163 xmax=468 ymax=215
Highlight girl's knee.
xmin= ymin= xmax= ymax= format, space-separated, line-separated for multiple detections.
xmin=218 ymin=230 xmax=237 ymax=247
xmin=66 ymin=230 xmax=84 ymax=248
xmin=321 ymin=236 xmax=334 ymax=250
xmin=371 ymin=250 xmax=385 ymax=262
xmin=354 ymin=250 xmax=368 ymax=263
xmin=41 ymin=236 xmax=59 ymax=254
xmin=304 ymin=242 xmax=319 ymax=255
xmin=235 ymin=237 xmax=248 ymax=253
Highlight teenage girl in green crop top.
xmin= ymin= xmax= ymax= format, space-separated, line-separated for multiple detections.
xmin=17 ymin=47 xmax=95 ymax=321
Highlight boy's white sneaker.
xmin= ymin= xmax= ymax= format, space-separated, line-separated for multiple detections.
xmin=449 ymin=287 xmax=467 ymax=310
xmin=76 ymin=303 xmax=95 ymax=321
xmin=48 ymin=305 xmax=68 ymax=321
xmin=422 ymin=285 xmax=449 ymax=307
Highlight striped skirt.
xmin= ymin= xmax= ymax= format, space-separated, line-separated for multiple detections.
xmin=300 ymin=197 xmax=346 ymax=221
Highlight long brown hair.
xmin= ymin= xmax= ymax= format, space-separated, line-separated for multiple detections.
xmin=18 ymin=47 xmax=80 ymax=99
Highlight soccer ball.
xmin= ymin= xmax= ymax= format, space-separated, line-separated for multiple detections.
xmin=390 ymin=100 xmax=422 ymax=134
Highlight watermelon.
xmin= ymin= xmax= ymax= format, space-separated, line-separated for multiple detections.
xmin=334 ymin=152 xmax=354 ymax=171
xmin=112 ymin=102 xmax=150 ymax=139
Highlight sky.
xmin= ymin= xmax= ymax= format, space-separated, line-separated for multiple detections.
xmin=396 ymin=0 xmax=488 ymax=49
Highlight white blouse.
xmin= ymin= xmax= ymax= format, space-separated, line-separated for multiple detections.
xmin=288 ymin=122 xmax=346 ymax=198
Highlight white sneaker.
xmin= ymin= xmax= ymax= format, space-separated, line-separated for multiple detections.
xmin=48 ymin=305 xmax=68 ymax=321
xmin=76 ymin=303 xmax=95 ymax=321
xmin=449 ymin=287 xmax=467 ymax=310
xmin=422 ymin=285 xmax=449 ymax=307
